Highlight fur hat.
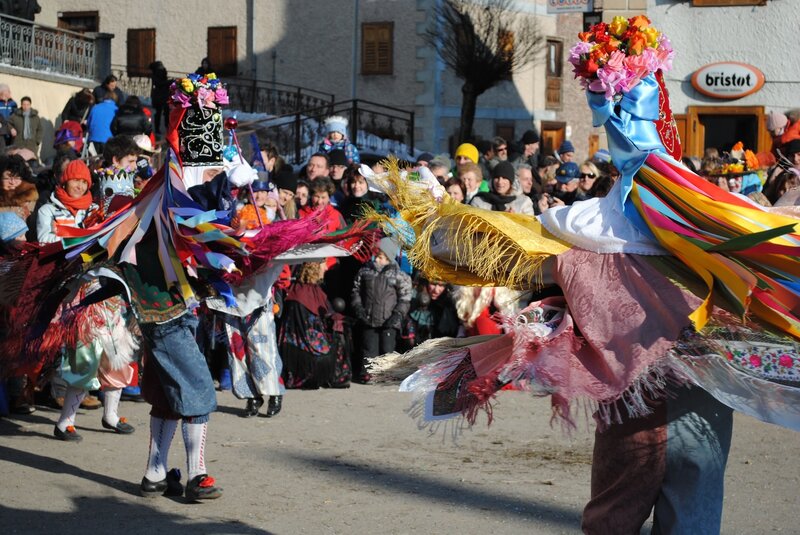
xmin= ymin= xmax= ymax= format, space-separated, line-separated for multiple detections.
xmin=0 ymin=211 xmax=27 ymax=242
xmin=324 ymin=115 xmax=349 ymax=136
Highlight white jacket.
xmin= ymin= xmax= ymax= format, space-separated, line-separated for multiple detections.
xmin=36 ymin=192 xmax=96 ymax=243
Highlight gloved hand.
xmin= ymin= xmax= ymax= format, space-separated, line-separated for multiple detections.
xmin=353 ymin=305 xmax=368 ymax=324
xmin=383 ymin=312 xmax=402 ymax=330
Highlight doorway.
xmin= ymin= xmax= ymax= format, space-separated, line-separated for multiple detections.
xmin=684 ymin=106 xmax=768 ymax=158
xmin=540 ymin=121 xmax=566 ymax=157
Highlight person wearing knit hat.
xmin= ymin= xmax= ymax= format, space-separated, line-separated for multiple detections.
xmin=558 ymin=140 xmax=576 ymax=162
xmin=36 ymin=159 xmax=96 ymax=243
xmin=416 ymin=152 xmax=434 ymax=167
xmin=271 ymin=165 xmax=298 ymax=220
xmin=318 ymin=115 xmax=360 ymax=165
xmin=351 ymin=236 xmax=413 ymax=383
xmin=470 ymin=160 xmax=535 ymax=215
xmin=592 ymin=148 xmax=612 ymax=163
xmin=516 ymin=130 xmax=540 ymax=169
xmin=454 ymin=142 xmax=479 ymax=166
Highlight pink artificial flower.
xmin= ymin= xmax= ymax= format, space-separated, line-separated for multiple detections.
xmin=749 ymin=354 xmax=762 ymax=367
xmin=171 ymin=91 xmax=191 ymax=108
xmin=604 ymin=50 xmax=626 ymax=72
xmin=569 ymin=41 xmax=592 ymax=65
xmin=215 ymin=88 xmax=229 ymax=105
xmin=195 ymin=87 xmax=211 ymax=109
xmin=641 ymin=48 xmax=661 ymax=74
xmin=592 ymin=66 xmax=629 ymax=99
xmin=624 ymin=54 xmax=652 ymax=82
xmin=779 ymin=354 xmax=794 ymax=367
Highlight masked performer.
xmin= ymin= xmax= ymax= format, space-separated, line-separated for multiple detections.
xmin=366 ymin=17 xmax=800 ymax=534
xmin=0 ymin=73 xmax=371 ymax=502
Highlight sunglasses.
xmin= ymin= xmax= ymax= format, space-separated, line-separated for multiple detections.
xmin=579 ymin=173 xmax=596 ymax=179
xmin=496 ymin=146 xmax=507 ymax=152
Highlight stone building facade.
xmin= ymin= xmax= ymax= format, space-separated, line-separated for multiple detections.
xmin=35 ymin=0 xmax=621 ymax=157
xmin=648 ymin=0 xmax=796 ymax=157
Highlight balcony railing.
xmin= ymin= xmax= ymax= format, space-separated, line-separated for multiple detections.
xmin=112 ymin=66 xmax=335 ymax=117
xmin=237 ymin=99 xmax=416 ymax=166
xmin=0 ymin=14 xmax=96 ymax=79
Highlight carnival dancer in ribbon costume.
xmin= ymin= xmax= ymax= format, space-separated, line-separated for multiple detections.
xmin=48 ymin=160 xmax=140 ymax=442
xmin=365 ymin=16 xmax=800 ymax=533
xmin=0 ymin=73 xmax=373 ymax=502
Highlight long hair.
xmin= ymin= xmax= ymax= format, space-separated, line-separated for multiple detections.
xmin=297 ymin=261 xmax=324 ymax=284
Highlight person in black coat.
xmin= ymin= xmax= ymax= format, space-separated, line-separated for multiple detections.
xmin=149 ymin=61 xmax=171 ymax=135
xmin=61 ymin=88 xmax=95 ymax=124
xmin=111 ymin=96 xmax=152 ymax=137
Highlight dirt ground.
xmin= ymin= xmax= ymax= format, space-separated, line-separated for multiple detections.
xmin=1 ymin=384 xmax=798 ymax=534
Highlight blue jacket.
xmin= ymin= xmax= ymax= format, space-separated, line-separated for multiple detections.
xmin=87 ymin=100 xmax=118 ymax=143
xmin=318 ymin=138 xmax=360 ymax=165
xmin=0 ymin=98 xmax=17 ymax=120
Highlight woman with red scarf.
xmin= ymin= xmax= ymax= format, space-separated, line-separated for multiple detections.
xmin=36 ymin=159 xmax=97 ymax=243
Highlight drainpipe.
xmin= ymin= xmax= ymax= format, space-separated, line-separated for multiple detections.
xmin=433 ymin=0 xmax=444 ymax=151
xmin=351 ymin=0 xmax=359 ymax=100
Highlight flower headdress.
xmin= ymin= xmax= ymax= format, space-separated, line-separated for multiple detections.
xmin=569 ymin=15 xmax=675 ymax=100
xmin=170 ymin=72 xmax=229 ymax=109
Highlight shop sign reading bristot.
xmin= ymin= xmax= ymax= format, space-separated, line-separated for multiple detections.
xmin=691 ymin=62 xmax=765 ymax=99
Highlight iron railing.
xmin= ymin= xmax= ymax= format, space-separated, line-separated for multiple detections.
xmin=112 ymin=65 xmax=335 ymax=117
xmin=0 ymin=14 xmax=95 ymax=79
xmin=237 ymin=99 xmax=416 ymax=166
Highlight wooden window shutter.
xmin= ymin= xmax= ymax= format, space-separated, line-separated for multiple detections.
xmin=127 ymin=28 xmax=155 ymax=77
xmin=207 ymin=26 xmax=238 ymax=77
xmin=362 ymin=22 xmax=393 ymax=75
xmin=692 ymin=0 xmax=766 ymax=6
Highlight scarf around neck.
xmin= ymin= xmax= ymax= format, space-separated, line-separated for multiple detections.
xmin=55 ymin=186 xmax=93 ymax=216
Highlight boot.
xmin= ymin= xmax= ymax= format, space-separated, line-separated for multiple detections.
xmin=265 ymin=395 xmax=282 ymax=418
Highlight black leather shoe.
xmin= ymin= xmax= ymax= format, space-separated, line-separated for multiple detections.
xmin=242 ymin=397 xmax=264 ymax=418
xmin=54 ymin=425 xmax=82 ymax=442
xmin=102 ymin=417 xmax=135 ymax=434
xmin=185 ymin=474 xmax=223 ymax=501
xmin=165 ymin=468 xmax=184 ymax=496
xmin=140 ymin=469 xmax=184 ymax=498
xmin=140 ymin=476 xmax=168 ymax=498
xmin=265 ymin=395 xmax=282 ymax=418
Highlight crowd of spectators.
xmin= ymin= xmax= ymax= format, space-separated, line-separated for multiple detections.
xmin=3 ymin=71 xmax=800 ymax=420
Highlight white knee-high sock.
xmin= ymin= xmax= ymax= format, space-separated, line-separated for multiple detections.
xmin=56 ymin=387 xmax=86 ymax=432
xmin=144 ymin=416 xmax=178 ymax=482
xmin=182 ymin=420 xmax=208 ymax=481
xmin=102 ymin=388 xmax=122 ymax=427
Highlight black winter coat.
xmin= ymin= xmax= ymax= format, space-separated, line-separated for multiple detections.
xmin=111 ymin=105 xmax=152 ymax=137
xmin=351 ymin=261 xmax=412 ymax=329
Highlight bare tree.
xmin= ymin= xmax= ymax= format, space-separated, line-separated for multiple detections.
xmin=426 ymin=0 xmax=545 ymax=143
